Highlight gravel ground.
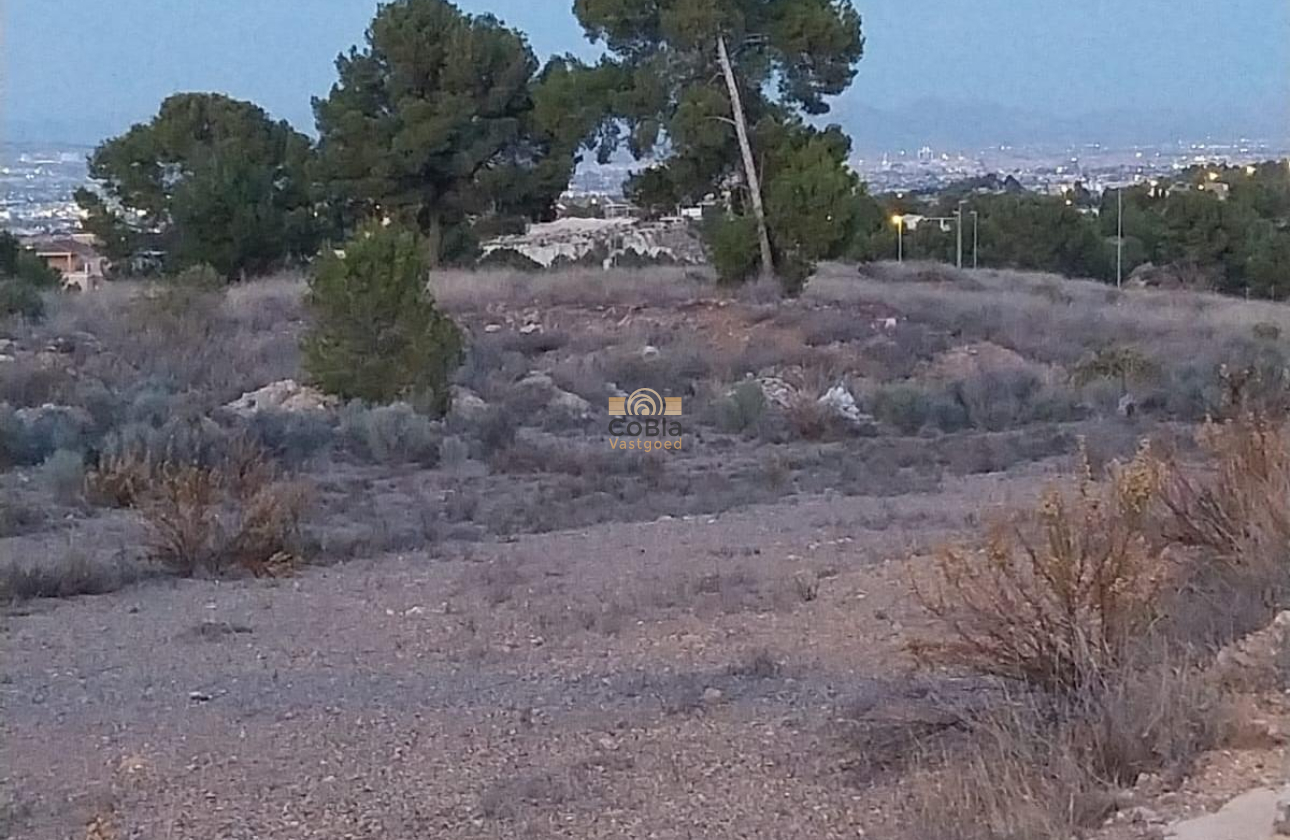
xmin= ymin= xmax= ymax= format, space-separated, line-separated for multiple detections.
xmin=2 ymin=468 xmax=1053 ymax=840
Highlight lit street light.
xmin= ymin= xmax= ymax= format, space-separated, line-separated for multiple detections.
xmin=891 ymin=214 xmax=904 ymax=263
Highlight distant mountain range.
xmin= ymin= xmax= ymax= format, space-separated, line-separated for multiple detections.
xmin=827 ymin=95 xmax=1290 ymax=154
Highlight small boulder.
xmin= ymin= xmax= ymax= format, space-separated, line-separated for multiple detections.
xmin=756 ymin=376 xmax=798 ymax=409
xmin=818 ymin=385 xmax=866 ymax=425
xmin=517 ymin=372 xmax=591 ymax=419
xmin=449 ymin=387 xmax=490 ymax=421
xmin=225 ymin=380 xmax=338 ymax=416
xmin=551 ymin=390 xmax=592 ymax=419
xmin=517 ymin=371 xmax=556 ymax=391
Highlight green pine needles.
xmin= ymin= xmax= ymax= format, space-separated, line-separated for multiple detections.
xmin=302 ymin=225 xmax=463 ymax=417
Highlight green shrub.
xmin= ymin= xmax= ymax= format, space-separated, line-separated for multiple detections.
xmin=302 ymin=225 xmax=463 ymax=416
xmin=40 ymin=449 xmax=87 ymax=503
xmin=244 ymin=411 xmax=336 ymax=466
xmin=0 ymin=406 xmax=93 ymax=467
xmin=170 ymin=263 xmax=224 ymax=290
xmin=0 ymin=280 xmax=45 ymax=320
xmin=703 ymin=214 xmax=813 ymax=295
xmin=870 ymin=384 xmax=935 ymax=435
xmin=717 ymin=381 xmax=768 ymax=434
xmin=704 ymin=214 xmax=762 ymax=286
xmin=341 ymin=402 xmax=441 ymax=465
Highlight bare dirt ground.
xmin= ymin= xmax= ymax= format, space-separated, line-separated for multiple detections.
xmin=3 ymin=466 xmax=1052 ymax=839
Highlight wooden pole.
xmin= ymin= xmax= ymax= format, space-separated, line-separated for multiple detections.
xmin=716 ymin=34 xmax=775 ymax=282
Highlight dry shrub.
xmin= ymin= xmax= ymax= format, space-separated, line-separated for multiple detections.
xmin=1161 ymin=413 xmax=1290 ymax=568
xmin=91 ymin=440 xmax=309 ymax=577
xmin=85 ymin=449 xmax=156 ymax=508
xmin=142 ymin=459 xmax=309 ymax=577
xmin=912 ymin=442 xmax=1171 ymax=692
xmin=785 ymin=396 xmax=839 ymax=441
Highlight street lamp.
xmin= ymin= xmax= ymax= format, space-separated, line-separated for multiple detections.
xmin=970 ymin=210 xmax=979 ymax=269
xmin=891 ymin=214 xmax=904 ymax=263
xmin=955 ymin=200 xmax=966 ymax=269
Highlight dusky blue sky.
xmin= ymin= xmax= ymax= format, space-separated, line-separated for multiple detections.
xmin=4 ymin=0 xmax=1287 ymax=147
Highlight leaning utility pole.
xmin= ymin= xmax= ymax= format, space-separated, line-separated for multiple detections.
xmin=1116 ymin=187 xmax=1124 ymax=289
xmin=717 ymin=34 xmax=775 ymax=282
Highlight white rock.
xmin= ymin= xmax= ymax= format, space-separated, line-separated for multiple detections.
xmin=449 ymin=387 xmax=490 ymax=421
xmin=1169 ymin=786 xmax=1289 ymax=840
xmin=518 ymin=371 xmax=556 ymax=390
xmin=15 ymin=403 xmax=95 ymax=428
xmin=519 ymin=323 xmax=541 ymax=335
xmin=516 ymin=371 xmax=590 ymax=419
xmin=225 ymin=379 xmax=337 ymax=415
xmin=756 ymin=376 xmax=798 ymax=409
xmin=641 ymin=345 xmax=661 ymax=360
xmin=484 ymin=324 xmax=502 ymax=334
xmin=551 ymin=389 xmax=592 ymax=419
xmin=818 ymin=385 xmax=865 ymax=424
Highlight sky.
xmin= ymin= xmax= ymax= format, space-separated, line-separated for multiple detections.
xmin=3 ymin=0 xmax=1288 ymax=148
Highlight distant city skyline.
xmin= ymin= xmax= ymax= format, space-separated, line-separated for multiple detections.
xmin=3 ymin=0 xmax=1288 ymax=149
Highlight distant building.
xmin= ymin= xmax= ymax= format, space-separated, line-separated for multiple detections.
xmin=1199 ymin=182 xmax=1231 ymax=202
xmin=26 ymin=235 xmax=107 ymax=290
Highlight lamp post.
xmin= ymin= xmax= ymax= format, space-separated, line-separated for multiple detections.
xmin=970 ymin=210 xmax=979 ymax=269
xmin=892 ymin=214 xmax=904 ymax=263
xmin=956 ymin=200 xmax=966 ymax=268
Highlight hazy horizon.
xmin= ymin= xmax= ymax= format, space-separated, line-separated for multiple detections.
xmin=3 ymin=0 xmax=1288 ymax=150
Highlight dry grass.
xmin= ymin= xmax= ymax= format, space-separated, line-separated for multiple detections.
xmin=37 ymin=277 xmax=305 ymax=407
xmin=0 ymin=545 xmax=140 ymax=602
xmin=912 ymin=441 xmax=1170 ymax=692
xmin=900 ymin=659 xmax=1232 ymax=839
xmin=427 ymin=265 xmax=710 ymax=312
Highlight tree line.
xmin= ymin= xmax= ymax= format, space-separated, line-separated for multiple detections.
xmin=75 ymin=0 xmax=869 ymax=292
xmin=875 ymin=162 xmax=1290 ymax=297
